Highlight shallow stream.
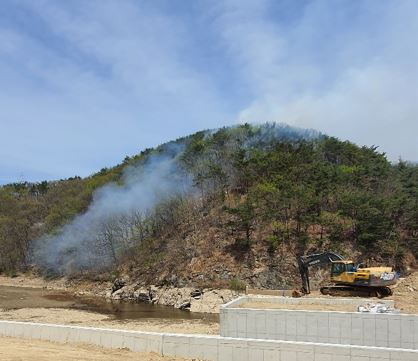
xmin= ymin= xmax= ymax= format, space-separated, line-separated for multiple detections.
xmin=0 ymin=285 xmax=218 ymax=322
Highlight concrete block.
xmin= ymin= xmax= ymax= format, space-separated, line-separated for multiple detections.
xmin=328 ymin=314 xmax=341 ymax=344
xmin=128 ymin=334 xmax=149 ymax=352
xmin=375 ymin=317 xmax=389 ymax=345
xmin=339 ymin=314 xmax=352 ymax=344
xmin=14 ymin=323 xmax=25 ymax=338
xmin=219 ymin=338 xmax=245 ymax=361
xmin=228 ymin=312 xmax=238 ymax=338
xmin=255 ymin=310 xmax=267 ymax=338
xmin=121 ymin=334 xmax=136 ymax=351
xmin=246 ymin=312 xmax=257 ymax=338
xmin=400 ymin=317 xmax=414 ymax=348
xmin=285 ymin=313 xmax=297 ymax=338
xmin=389 ymin=349 xmax=418 ymax=361
xmin=266 ymin=312 xmax=277 ymax=337
xmin=248 ymin=347 xmax=264 ymax=360
xmin=362 ymin=315 xmax=376 ymax=344
xmin=281 ymin=349 xmax=297 ymax=361
xmin=264 ymin=348 xmax=281 ymax=361
xmin=145 ymin=333 xmax=164 ymax=353
xmin=4 ymin=322 xmax=14 ymax=336
xmin=332 ymin=355 xmax=351 ymax=361
xmin=218 ymin=341 xmax=234 ymax=361
xmin=296 ymin=313 xmax=307 ymax=340
xmin=314 ymin=353 xmax=334 ymax=361
xmin=237 ymin=312 xmax=247 ymax=338
xmin=351 ymin=347 xmax=374 ymax=359
xmin=163 ymin=335 xmax=190 ymax=358
xmin=30 ymin=324 xmax=43 ymax=339
xmin=189 ymin=336 xmax=218 ymax=360
xmin=232 ymin=345 xmax=249 ymax=361
xmin=352 ymin=346 xmax=390 ymax=359
xmin=351 ymin=357 xmax=370 ymax=361
xmin=0 ymin=322 xmax=10 ymax=336
xmin=77 ymin=328 xmax=92 ymax=343
xmin=2 ymin=318 xmax=417 ymax=361
xmin=297 ymin=350 xmax=314 ymax=361
xmin=39 ymin=324 xmax=51 ymax=341
xmin=317 ymin=313 xmax=329 ymax=340
xmin=414 ymin=319 xmax=418 ymax=349
xmin=314 ymin=344 xmax=349 ymax=356
xmin=306 ymin=313 xmax=318 ymax=339
xmin=22 ymin=323 xmax=32 ymax=339
xmin=388 ymin=316 xmax=401 ymax=348
xmin=96 ymin=329 xmax=108 ymax=347
xmin=89 ymin=329 xmax=101 ymax=346
xmin=276 ymin=312 xmax=286 ymax=338
xmin=110 ymin=331 xmax=125 ymax=348
xmin=49 ymin=326 xmax=68 ymax=343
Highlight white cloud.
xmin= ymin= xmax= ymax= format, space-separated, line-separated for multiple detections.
xmin=1 ymin=0 xmax=417 ymax=184
xmin=0 ymin=0 xmax=231 ymax=182
xmin=216 ymin=0 xmax=418 ymax=161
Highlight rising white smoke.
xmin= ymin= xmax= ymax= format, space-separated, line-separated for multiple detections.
xmin=34 ymin=144 xmax=191 ymax=274
xmin=33 ymin=123 xmax=322 ymax=274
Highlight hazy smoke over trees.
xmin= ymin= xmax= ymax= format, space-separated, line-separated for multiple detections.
xmin=33 ymin=123 xmax=322 ymax=275
xmin=34 ymin=147 xmax=191 ymax=274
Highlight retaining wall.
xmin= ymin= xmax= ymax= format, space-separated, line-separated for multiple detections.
xmin=220 ymin=296 xmax=418 ymax=350
xmin=1 ymin=320 xmax=418 ymax=361
xmin=224 ymin=296 xmax=395 ymax=308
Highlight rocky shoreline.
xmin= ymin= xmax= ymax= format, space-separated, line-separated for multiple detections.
xmin=0 ymin=275 xmax=242 ymax=314
xmin=106 ymin=278 xmax=242 ymax=313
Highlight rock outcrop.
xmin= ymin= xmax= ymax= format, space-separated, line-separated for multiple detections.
xmin=107 ymin=279 xmax=241 ymax=313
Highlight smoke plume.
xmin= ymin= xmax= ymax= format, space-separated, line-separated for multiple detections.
xmin=34 ymin=145 xmax=191 ymax=274
xmin=33 ymin=123 xmax=321 ymax=274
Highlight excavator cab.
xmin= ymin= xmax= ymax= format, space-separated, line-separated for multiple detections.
xmin=330 ymin=261 xmax=355 ymax=275
xmin=330 ymin=261 xmax=357 ymax=283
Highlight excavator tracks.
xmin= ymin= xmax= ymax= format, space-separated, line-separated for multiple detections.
xmin=320 ymin=285 xmax=393 ymax=298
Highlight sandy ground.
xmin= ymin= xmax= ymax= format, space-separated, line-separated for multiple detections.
xmin=0 ymin=336 xmax=195 ymax=361
xmin=1 ymin=271 xmax=417 ymax=315
xmin=0 ymin=275 xmax=68 ymax=290
xmin=238 ymin=301 xmax=358 ymax=312
xmin=0 ymin=308 xmax=219 ymax=334
xmin=0 ymin=274 xmax=219 ymax=334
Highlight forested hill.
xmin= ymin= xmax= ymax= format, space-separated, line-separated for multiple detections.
xmin=0 ymin=123 xmax=417 ymax=289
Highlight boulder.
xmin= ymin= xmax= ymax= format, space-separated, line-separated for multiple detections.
xmin=189 ymin=289 xmax=240 ymax=313
xmin=133 ymin=287 xmax=151 ymax=303
xmin=112 ymin=278 xmax=127 ymax=293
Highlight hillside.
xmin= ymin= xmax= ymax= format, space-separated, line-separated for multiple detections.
xmin=0 ymin=123 xmax=417 ymax=290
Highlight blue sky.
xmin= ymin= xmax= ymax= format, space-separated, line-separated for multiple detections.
xmin=1 ymin=0 xmax=417 ymax=184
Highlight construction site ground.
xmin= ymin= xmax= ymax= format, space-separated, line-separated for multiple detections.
xmin=242 ymin=271 xmax=418 ymax=313
xmin=0 ymin=336 xmax=194 ymax=361
xmin=0 ymin=307 xmax=219 ymax=335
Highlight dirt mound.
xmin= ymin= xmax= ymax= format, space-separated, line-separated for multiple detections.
xmin=395 ymin=272 xmax=418 ymax=293
xmin=392 ymin=271 xmax=418 ymax=314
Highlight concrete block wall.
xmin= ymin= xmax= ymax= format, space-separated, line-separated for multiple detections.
xmin=0 ymin=320 xmax=417 ymax=361
xmin=224 ymin=296 xmax=395 ymax=308
xmin=220 ymin=298 xmax=418 ymax=350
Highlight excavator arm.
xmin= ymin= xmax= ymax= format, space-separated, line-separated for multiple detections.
xmin=298 ymin=252 xmax=344 ymax=294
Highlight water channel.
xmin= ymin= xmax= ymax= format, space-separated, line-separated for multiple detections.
xmin=0 ymin=285 xmax=218 ymax=322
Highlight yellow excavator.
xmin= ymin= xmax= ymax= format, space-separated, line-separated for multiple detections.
xmin=298 ymin=252 xmax=399 ymax=298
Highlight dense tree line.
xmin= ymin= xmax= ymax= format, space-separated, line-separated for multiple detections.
xmin=0 ymin=124 xmax=417 ymax=276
